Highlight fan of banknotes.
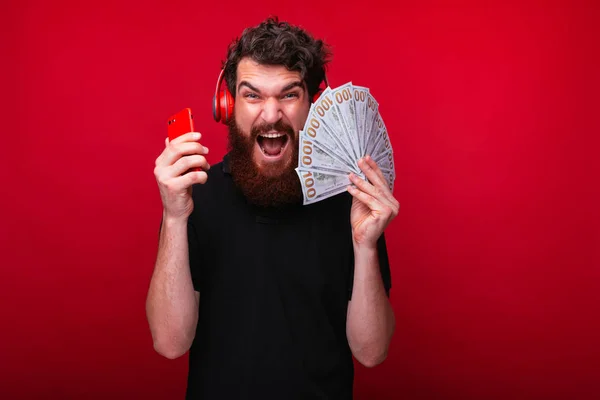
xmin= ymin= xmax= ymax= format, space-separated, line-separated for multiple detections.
xmin=295 ymin=82 xmax=395 ymax=205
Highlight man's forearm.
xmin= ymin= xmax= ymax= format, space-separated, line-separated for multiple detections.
xmin=146 ymin=215 xmax=199 ymax=359
xmin=346 ymin=244 xmax=395 ymax=367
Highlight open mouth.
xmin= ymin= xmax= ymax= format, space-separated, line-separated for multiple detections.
xmin=256 ymin=132 xmax=290 ymax=158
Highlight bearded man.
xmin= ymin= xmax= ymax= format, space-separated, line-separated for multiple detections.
xmin=147 ymin=16 xmax=399 ymax=400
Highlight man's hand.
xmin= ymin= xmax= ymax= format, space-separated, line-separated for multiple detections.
xmin=347 ymin=156 xmax=399 ymax=248
xmin=154 ymin=132 xmax=210 ymax=221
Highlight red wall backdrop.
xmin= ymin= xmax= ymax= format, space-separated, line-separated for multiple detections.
xmin=3 ymin=0 xmax=599 ymax=398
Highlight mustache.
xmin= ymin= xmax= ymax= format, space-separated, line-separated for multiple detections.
xmin=250 ymin=120 xmax=295 ymax=140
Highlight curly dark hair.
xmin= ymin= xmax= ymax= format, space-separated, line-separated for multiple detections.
xmin=222 ymin=16 xmax=332 ymax=101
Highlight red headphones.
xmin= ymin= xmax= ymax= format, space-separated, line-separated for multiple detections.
xmin=212 ymin=67 xmax=329 ymax=124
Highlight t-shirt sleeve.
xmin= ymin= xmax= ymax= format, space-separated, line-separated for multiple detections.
xmin=348 ymin=233 xmax=392 ymax=300
xmin=187 ymin=215 xmax=202 ymax=293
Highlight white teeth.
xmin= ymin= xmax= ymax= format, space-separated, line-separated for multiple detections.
xmin=259 ymin=133 xmax=284 ymax=139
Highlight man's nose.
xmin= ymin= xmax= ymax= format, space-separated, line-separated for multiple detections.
xmin=260 ymin=97 xmax=282 ymax=124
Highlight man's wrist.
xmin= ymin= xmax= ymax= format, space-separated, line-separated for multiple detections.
xmin=162 ymin=211 xmax=189 ymax=228
xmin=353 ymin=241 xmax=378 ymax=261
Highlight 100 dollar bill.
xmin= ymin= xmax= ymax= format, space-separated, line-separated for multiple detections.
xmin=299 ymin=130 xmax=361 ymax=176
xmin=295 ymin=168 xmax=354 ymax=205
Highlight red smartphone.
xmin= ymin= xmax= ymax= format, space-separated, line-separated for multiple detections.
xmin=167 ymin=107 xmax=195 ymax=141
xmin=167 ymin=107 xmax=201 ymax=172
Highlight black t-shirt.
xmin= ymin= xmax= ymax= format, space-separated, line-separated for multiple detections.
xmin=185 ymin=154 xmax=391 ymax=399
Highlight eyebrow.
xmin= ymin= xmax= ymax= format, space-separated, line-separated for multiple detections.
xmin=237 ymin=80 xmax=305 ymax=94
xmin=238 ymin=80 xmax=260 ymax=93
xmin=282 ymin=81 xmax=305 ymax=92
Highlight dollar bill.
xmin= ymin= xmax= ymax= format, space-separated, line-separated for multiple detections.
xmin=298 ymin=130 xmax=360 ymax=175
xmin=371 ymin=127 xmax=393 ymax=161
xmin=380 ymin=169 xmax=395 ymax=192
xmin=363 ymin=93 xmax=380 ymax=157
xmin=295 ymin=168 xmax=353 ymax=205
xmin=352 ymin=85 xmax=370 ymax=157
xmin=311 ymin=87 xmax=358 ymax=168
xmin=331 ymin=82 xmax=361 ymax=159
xmin=365 ymin=111 xmax=391 ymax=158
xmin=297 ymin=83 xmax=396 ymax=205
xmin=302 ymin=106 xmax=358 ymax=171
xmin=373 ymin=148 xmax=394 ymax=172
xmin=364 ymin=166 xmax=395 ymax=193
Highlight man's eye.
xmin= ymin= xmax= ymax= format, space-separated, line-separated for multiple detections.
xmin=283 ymin=92 xmax=299 ymax=99
xmin=245 ymin=93 xmax=259 ymax=99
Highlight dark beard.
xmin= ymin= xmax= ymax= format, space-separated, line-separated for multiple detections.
xmin=227 ymin=118 xmax=302 ymax=208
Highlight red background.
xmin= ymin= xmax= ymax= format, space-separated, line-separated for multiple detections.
xmin=3 ymin=0 xmax=599 ymax=398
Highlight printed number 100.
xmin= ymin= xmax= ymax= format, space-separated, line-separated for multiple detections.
xmin=302 ymin=171 xmax=316 ymax=198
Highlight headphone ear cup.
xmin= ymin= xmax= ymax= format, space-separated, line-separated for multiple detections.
xmin=213 ymin=88 xmax=234 ymax=124
xmin=212 ymin=93 xmax=220 ymax=122
xmin=213 ymin=68 xmax=234 ymax=124
xmin=221 ymin=88 xmax=235 ymax=124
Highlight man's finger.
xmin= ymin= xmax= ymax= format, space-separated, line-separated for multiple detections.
xmin=358 ymin=157 xmax=394 ymax=202
xmin=182 ymin=170 xmax=208 ymax=187
xmin=365 ymin=155 xmax=387 ymax=183
xmin=348 ymin=183 xmax=398 ymax=227
xmin=170 ymin=131 xmax=201 ymax=145
xmin=163 ymin=170 xmax=208 ymax=193
xmin=162 ymin=142 xmax=209 ymax=167
xmin=170 ymin=155 xmax=211 ymax=177
xmin=349 ymin=173 xmax=396 ymax=211
xmin=349 ymin=173 xmax=378 ymax=199
xmin=358 ymin=157 xmax=385 ymax=187
xmin=347 ymin=184 xmax=382 ymax=212
xmin=357 ymin=157 xmax=400 ymax=214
